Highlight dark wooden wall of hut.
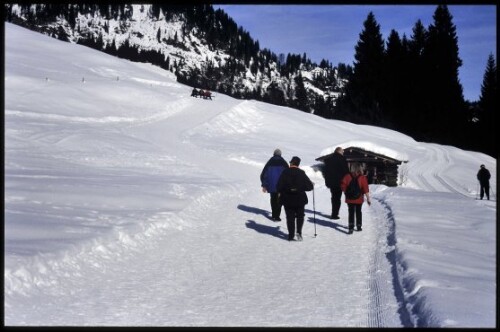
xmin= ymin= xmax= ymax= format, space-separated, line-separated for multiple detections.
xmin=354 ymin=161 xmax=399 ymax=187
xmin=317 ymin=147 xmax=404 ymax=187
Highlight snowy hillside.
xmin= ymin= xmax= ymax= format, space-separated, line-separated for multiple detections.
xmin=4 ymin=23 xmax=496 ymax=327
xmin=5 ymin=3 xmax=344 ymax=107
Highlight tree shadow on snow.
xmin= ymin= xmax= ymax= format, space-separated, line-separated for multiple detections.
xmin=245 ymin=220 xmax=288 ymax=241
xmin=237 ymin=204 xmax=273 ymax=221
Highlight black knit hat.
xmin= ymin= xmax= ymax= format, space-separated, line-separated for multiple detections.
xmin=290 ymin=156 xmax=301 ymax=166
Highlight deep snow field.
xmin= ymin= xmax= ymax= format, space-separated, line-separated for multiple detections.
xmin=4 ymin=23 xmax=496 ymax=327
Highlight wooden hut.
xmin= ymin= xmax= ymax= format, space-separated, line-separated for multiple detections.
xmin=316 ymin=146 xmax=407 ymax=187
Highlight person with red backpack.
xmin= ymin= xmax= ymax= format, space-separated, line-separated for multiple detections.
xmin=340 ymin=162 xmax=371 ymax=234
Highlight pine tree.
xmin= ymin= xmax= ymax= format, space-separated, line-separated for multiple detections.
xmin=406 ymin=19 xmax=428 ymax=139
xmin=313 ymin=95 xmax=331 ymax=118
xmin=68 ymin=5 xmax=76 ymax=29
xmin=294 ymin=74 xmax=309 ymax=112
xmin=477 ymin=53 xmax=497 ymax=156
xmin=382 ymin=29 xmax=406 ymax=127
xmin=479 ymin=53 xmax=497 ymax=118
xmin=149 ymin=4 xmax=160 ymax=20
xmin=422 ymin=5 xmax=465 ymax=144
xmin=339 ymin=12 xmax=385 ymax=124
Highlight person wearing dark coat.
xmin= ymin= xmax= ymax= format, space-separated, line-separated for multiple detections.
xmin=477 ymin=164 xmax=491 ymax=200
xmin=191 ymin=88 xmax=198 ymax=97
xmin=261 ymin=149 xmax=289 ymax=221
xmin=323 ymin=147 xmax=349 ymax=220
xmin=277 ymin=156 xmax=314 ymax=241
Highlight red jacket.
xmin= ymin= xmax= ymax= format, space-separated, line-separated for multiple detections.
xmin=340 ymin=173 xmax=369 ymax=204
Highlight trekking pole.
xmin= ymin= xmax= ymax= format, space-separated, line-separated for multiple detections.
xmin=313 ymin=187 xmax=317 ymax=237
xmin=476 ymin=183 xmax=479 ymax=200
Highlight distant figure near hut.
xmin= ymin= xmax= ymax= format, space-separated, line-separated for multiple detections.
xmin=477 ymin=164 xmax=491 ymax=200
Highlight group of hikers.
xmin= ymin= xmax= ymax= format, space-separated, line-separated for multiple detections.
xmin=260 ymin=147 xmax=371 ymax=241
xmin=261 ymin=147 xmax=492 ymax=242
xmin=191 ymin=88 xmax=212 ymax=100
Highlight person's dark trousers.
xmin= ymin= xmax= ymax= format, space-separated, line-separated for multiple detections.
xmin=270 ymin=192 xmax=282 ymax=218
xmin=330 ymin=187 xmax=342 ymax=218
xmin=285 ymin=206 xmax=305 ymax=240
xmin=480 ymin=184 xmax=490 ymax=200
xmin=347 ymin=203 xmax=362 ymax=230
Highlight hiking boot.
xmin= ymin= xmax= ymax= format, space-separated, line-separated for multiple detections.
xmin=357 ymin=226 xmax=362 ymax=231
xmin=331 ymin=215 xmax=340 ymax=220
xmin=348 ymin=229 xmax=354 ymax=234
xmin=296 ymin=233 xmax=303 ymax=241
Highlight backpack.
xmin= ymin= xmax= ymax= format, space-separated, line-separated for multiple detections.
xmin=286 ymin=170 xmax=301 ymax=194
xmin=345 ymin=175 xmax=362 ymax=200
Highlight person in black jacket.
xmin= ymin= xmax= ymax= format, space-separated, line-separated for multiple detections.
xmin=277 ymin=156 xmax=314 ymax=241
xmin=191 ymin=88 xmax=199 ymax=97
xmin=261 ymin=149 xmax=289 ymax=221
xmin=477 ymin=164 xmax=491 ymax=200
xmin=322 ymin=147 xmax=349 ymax=219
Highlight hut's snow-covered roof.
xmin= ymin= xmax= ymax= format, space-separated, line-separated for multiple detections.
xmin=317 ymin=140 xmax=409 ymax=163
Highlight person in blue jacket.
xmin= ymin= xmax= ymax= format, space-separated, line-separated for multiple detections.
xmin=261 ymin=149 xmax=289 ymax=221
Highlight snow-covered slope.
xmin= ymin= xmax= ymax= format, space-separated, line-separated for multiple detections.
xmin=5 ymin=4 xmax=345 ymax=108
xmin=4 ymin=23 xmax=496 ymax=327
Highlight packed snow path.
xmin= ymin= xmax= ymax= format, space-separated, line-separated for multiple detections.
xmin=9 ymin=188 xmax=402 ymax=326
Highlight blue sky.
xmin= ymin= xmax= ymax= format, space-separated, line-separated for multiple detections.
xmin=215 ymin=5 xmax=496 ymax=102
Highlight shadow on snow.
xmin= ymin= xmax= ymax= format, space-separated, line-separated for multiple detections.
xmin=237 ymin=204 xmax=275 ymax=221
xmin=245 ymin=220 xmax=288 ymax=241
xmin=238 ymin=204 xmax=287 ymax=240
xmin=238 ymin=204 xmax=350 ymax=238
xmin=305 ymin=209 xmax=350 ymax=235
